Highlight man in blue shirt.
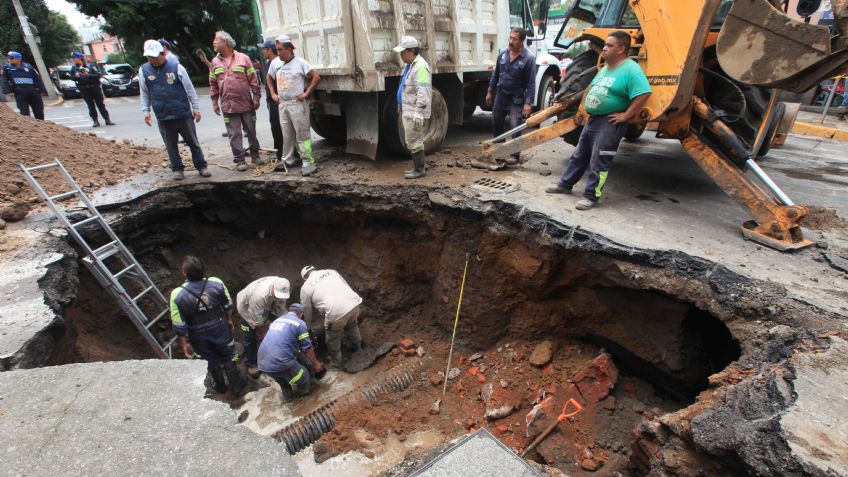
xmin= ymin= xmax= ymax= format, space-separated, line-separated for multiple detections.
xmin=70 ymin=52 xmax=114 ymax=127
xmin=2 ymin=51 xmax=47 ymax=119
xmin=258 ymin=303 xmax=325 ymax=401
xmin=170 ymin=255 xmax=245 ymax=395
xmin=485 ymin=28 xmax=537 ymax=167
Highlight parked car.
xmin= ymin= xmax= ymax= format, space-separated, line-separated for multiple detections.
xmin=50 ymin=65 xmax=81 ymax=99
xmin=100 ymin=63 xmax=139 ymax=97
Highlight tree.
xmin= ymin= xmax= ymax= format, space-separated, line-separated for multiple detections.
xmin=70 ymin=0 xmax=260 ymax=75
xmin=0 ymin=0 xmax=80 ymax=67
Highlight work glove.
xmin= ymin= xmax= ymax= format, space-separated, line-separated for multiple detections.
xmin=413 ymin=114 xmax=426 ymax=130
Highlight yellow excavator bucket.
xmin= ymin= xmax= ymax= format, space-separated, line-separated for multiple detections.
xmin=717 ymin=0 xmax=848 ymax=92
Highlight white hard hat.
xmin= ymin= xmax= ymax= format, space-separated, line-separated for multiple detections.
xmin=272 ymin=277 xmax=290 ymax=299
xmin=142 ymin=39 xmax=164 ymax=57
xmin=301 ymin=265 xmax=315 ymax=280
xmin=393 ymin=36 xmax=419 ymax=52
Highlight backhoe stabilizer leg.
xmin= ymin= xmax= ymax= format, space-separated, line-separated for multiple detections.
xmin=679 ymin=134 xmax=812 ymax=251
xmin=475 ymin=116 xmax=580 ymax=169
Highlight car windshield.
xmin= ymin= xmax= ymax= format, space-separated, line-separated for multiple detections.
xmin=105 ymin=65 xmax=134 ymax=76
xmin=56 ymin=69 xmax=73 ymax=80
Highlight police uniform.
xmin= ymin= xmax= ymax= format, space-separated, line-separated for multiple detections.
xmin=2 ymin=58 xmax=46 ymax=119
xmin=170 ymin=276 xmax=245 ymax=394
xmin=70 ymin=58 xmax=112 ymax=125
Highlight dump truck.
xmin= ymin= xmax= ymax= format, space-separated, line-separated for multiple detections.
xmin=256 ymin=0 xmax=566 ymax=158
xmin=480 ymin=0 xmax=848 ymax=251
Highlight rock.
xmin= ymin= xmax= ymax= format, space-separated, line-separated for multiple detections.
xmin=363 ymin=449 xmax=375 ymax=459
xmin=469 ymin=352 xmax=483 ymax=361
xmin=447 ymin=367 xmax=460 ymax=380
xmin=539 ymin=170 xmax=552 ymax=177
xmin=7 ymin=184 xmax=21 ymax=195
xmin=500 ymin=379 xmax=508 ymax=388
xmin=398 ymin=434 xmax=407 ymax=442
xmin=416 ymin=346 xmax=425 ymax=357
xmin=528 ymin=340 xmax=553 ymax=367
xmin=0 ymin=218 xmax=5 ymax=230
xmin=468 ymin=367 xmax=479 ymax=376
xmin=429 ymin=399 xmax=441 ymax=415
xmin=0 ymin=200 xmax=30 ymax=222
xmin=463 ymin=418 xmax=475 ymax=430
xmin=481 ymin=382 xmax=520 ymax=420
xmin=313 ymin=441 xmax=333 ymax=463
xmin=430 ymin=373 xmax=444 ymax=386
xmin=399 ymin=338 xmax=415 ymax=350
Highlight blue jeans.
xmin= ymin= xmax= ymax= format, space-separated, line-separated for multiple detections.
xmin=492 ymin=102 xmax=523 ymax=160
xmin=557 ymin=114 xmax=628 ymax=201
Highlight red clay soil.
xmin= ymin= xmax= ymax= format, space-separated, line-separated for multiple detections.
xmin=311 ymin=325 xmax=674 ymax=476
xmin=0 ymin=104 xmax=166 ymax=212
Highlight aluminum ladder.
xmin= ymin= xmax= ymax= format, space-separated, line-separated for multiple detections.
xmin=18 ymin=158 xmax=176 ymax=358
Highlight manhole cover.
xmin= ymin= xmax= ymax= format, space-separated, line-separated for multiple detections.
xmin=469 ymin=177 xmax=520 ymax=194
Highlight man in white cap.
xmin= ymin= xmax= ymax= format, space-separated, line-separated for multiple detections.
xmin=393 ymin=36 xmax=431 ymax=179
xmin=140 ymin=40 xmax=210 ymax=181
xmin=299 ymin=266 xmax=363 ymax=368
xmin=237 ymin=276 xmax=291 ymax=376
xmin=266 ymin=34 xmax=321 ymax=176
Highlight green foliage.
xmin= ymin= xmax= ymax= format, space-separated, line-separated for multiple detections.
xmin=0 ymin=0 xmax=80 ymax=67
xmin=71 ymin=0 xmax=260 ymax=75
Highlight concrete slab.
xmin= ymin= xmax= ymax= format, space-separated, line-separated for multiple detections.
xmin=0 ymin=360 xmax=299 ymax=476
xmin=410 ymin=428 xmax=540 ymax=477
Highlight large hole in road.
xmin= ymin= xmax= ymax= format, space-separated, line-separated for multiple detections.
xmin=48 ymin=182 xmax=741 ymax=475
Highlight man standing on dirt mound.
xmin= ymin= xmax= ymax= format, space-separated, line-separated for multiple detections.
xmin=266 ymin=34 xmax=321 ymax=176
xmin=170 ymin=255 xmax=245 ymax=395
xmin=70 ymin=52 xmax=115 ymax=127
xmin=394 ymin=35 xmax=432 ymax=179
xmin=300 ymin=266 xmax=363 ymax=369
xmin=209 ymin=30 xmax=263 ymax=172
xmin=545 ymin=31 xmax=651 ymax=210
xmin=258 ymin=303 xmax=325 ymax=401
xmin=485 ymin=27 xmax=537 ymax=168
xmin=237 ymin=276 xmax=291 ymax=378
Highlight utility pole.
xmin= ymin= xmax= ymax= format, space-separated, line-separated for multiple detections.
xmin=11 ymin=0 xmax=58 ymax=99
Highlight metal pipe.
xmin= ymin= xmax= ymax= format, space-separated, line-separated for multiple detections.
xmin=819 ymin=78 xmax=839 ymax=124
xmin=745 ymin=159 xmax=795 ymax=205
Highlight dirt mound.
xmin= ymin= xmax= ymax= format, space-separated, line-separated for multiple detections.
xmin=0 ymin=104 xmax=166 ymax=210
xmin=804 ymin=206 xmax=848 ymax=231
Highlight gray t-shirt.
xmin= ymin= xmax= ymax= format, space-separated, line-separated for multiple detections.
xmin=267 ymin=56 xmax=312 ymax=101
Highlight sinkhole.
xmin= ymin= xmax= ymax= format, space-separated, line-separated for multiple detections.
xmin=46 ymin=181 xmax=742 ymax=475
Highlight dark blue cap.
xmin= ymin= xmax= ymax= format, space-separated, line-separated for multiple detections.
xmin=7 ymin=51 xmax=23 ymax=59
xmin=289 ymin=303 xmax=305 ymax=313
xmin=71 ymin=52 xmax=84 ymax=59
xmin=258 ymin=39 xmax=275 ymax=49
xmin=159 ymin=39 xmax=172 ymax=49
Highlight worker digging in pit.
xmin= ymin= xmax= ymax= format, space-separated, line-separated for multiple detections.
xmin=299 ymin=266 xmax=363 ymax=369
xmin=236 ymin=276 xmax=290 ymax=378
xmin=170 ymin=255 xmax=245 ymax=395
xmin=485 ymin=27 xmax=537 ymax=167
xmin=394 ymin=36 xmax=432 ymax=179
xmin=546 ymin=31 xmax=652 ymax=210
xmin=267 ymin=34 xmax=321 ymax=176
xmin=258 ymin=303 xmax=326 ymax=402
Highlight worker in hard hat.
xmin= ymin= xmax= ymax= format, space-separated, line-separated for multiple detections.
xmin=299 ymin=266 xmax=363 ymax=368
xmin=258 ymin=303 xmax=325 ymax=401
xmin=236 ymin=276 xmax=290 ymax=377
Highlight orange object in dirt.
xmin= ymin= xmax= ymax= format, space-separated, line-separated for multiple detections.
xmin=521 ymin=398 xmax=584 ymax=457
xmin=477 ymin=375 xmax=486 ymax=383
xmin=468 ymin=367 xmax=479 ymax=376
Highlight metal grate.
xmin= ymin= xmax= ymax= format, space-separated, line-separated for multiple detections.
xmin=469 ymin=177 xmax=520 ymax=194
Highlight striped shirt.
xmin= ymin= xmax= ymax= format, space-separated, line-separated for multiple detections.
xmin=209 ymin=51 xmax=261 ymax=113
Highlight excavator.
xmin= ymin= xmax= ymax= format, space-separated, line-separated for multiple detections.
xmin=479 ymin=0 xmax=848 ymax=251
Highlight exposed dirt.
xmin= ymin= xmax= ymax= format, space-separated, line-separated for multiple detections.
xmin=0 ymin=104 xmax=166 ymax=213
xmin=804 ymin=205 xmax=848 ymax=231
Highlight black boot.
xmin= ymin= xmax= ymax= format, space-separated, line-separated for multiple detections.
xmin=404 ymin=151 xmax=426 ymax=179
xmin=104 ymin=117 xmax=116 ymax=126
xmin=92 ymin=119 xmax=100 ymax=127
xmin=224 ymin=362 xmax=246 ymax=395
xmin=209 ymin=365 xmax=227 ymax=393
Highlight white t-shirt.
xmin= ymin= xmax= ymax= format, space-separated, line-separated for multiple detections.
xmin=267 ymin=56 xmax=312 ymax=101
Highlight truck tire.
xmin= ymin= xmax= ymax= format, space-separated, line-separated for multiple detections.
xmin=536 ymin=75 xmax=556 ymax=112
xmin=556 ymin=50 xmax=599 ymax=146
xmin=381 ymin=88 xmax=450 ymax=155
xmin=310 ymin=114 xmax=346 ymax=145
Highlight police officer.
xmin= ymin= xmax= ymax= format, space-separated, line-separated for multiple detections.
xmin=70 ymin=52 xmax=115 ymax=127
xmin=1 ymin=51 xmax=47 ymax=119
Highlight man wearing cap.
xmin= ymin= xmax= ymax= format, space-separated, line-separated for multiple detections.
xmin=159 ymin=39 xmax=179 ymax=63
xmin=209 ymin=30 xmax=263 ymax=172
xmin=258 ymin=303 xmax=325 ymax=401
xmin=237 ymin=276 xmax=291 ymax=377
xmin=266 ymin=34 xmax=321 ymax=176
xmin=2 ymin=51 xmax=47 ymax=119
xmin=393 ymin=36 xmax=432 ymax=179
xmin=299 ymin=266 xmax=363 ymax=368
xmin=259 ymin=39 xmax=284 ymax=161
xmin=140 ymin=40 xmax=210 ymax=181
xmin=484 ymin=27 xmax=537 ymax=167
xmin=70 ymin=52 xmax=115 ymax=127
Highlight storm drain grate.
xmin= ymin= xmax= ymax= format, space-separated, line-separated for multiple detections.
xmin=469 ymin=177 xmax=520 ymax=194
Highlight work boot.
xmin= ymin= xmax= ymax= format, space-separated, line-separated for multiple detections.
xmin=545 ymin=185 xmax=571 ymax=194
xmin=251 ymin=156 xmax=266 ymax=166
xmin=224 ymin=362 xmax=246 ymax=395
xmin=285 ymin=157 xmax=302 ymax=168
xmin=171 ymin=170 xmax=185 ymax=181
xmin=281 ymin=382 xmax=294 ymax=402
xmin=209 ymin=365 xmax=227 ymax=394
xmin=247 ymin=366 xmax=261 ymax=379
xmin=505 ymin=153 xmax=520 ymax=165
xmin=404 ymin=151 xmax=426 ymax=179
xmin=301 ymin=160 xmax=318 ymax=176
xmin=197 ymin=167 xmax=211 ymax=177
xmin=575 ymin=198 xmax=596 ymax=210
xmin=235 ymin=162 xmax=248 ymax=172
xmin=104 ymin=119 xmax=116 ymax=126
xmin=92 ymin=120 xmax=100 ymax=127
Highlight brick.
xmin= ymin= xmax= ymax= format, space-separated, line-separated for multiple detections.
xmin=467 ymin=367 xmax=479 ymax=376
xmin=398 ymin=338 xmax=415 ymax=350
xmin=400 ymin=348 xmax=417 ymax=357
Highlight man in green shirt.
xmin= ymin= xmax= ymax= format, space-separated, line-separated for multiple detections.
xmin=546 ymin=31 xmax=652 ymax=210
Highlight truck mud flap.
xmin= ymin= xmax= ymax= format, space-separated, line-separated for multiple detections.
xmin=345 ymin=93 xmax=379 ymax=159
